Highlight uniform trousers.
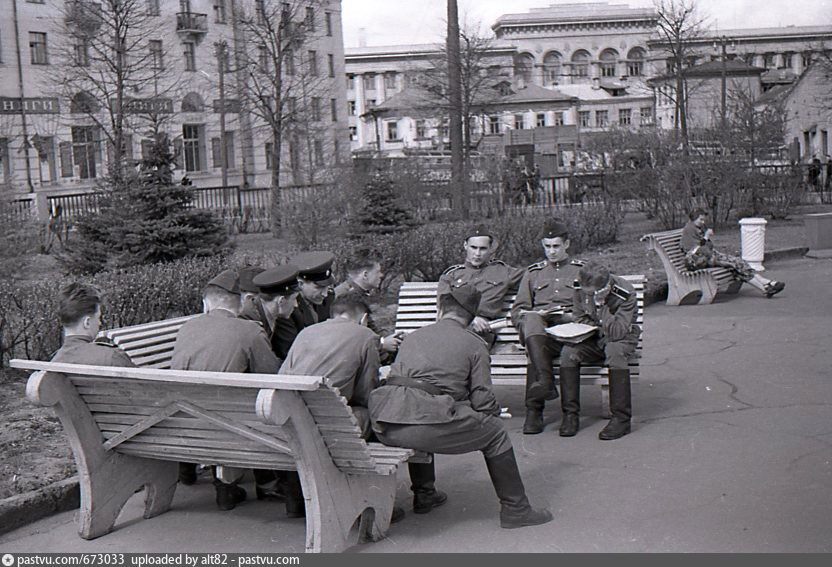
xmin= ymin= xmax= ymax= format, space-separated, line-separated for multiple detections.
xmin=374 ymin=404 xmax=513 ymax=459
xmin=560 ymin=337 xmax=637 ymax=369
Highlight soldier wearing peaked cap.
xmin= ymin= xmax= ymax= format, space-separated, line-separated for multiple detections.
xmin=510 ymin=219 xmax=586 ymax=436
xmin=560 ymin=261 xmax=641 ymax=441
xmin=171 ymin=269 xmax=281 ymax=512
xmin=272 ymin=252 xmax=336 ymax=359
xmin=438 ymin=225 xmax=524 ymax=348
xmin=369 ymin=283 xmax=553 ymax=529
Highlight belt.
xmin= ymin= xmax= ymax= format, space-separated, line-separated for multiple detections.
xmin=385 ymin=375 xmax=445 ymax=396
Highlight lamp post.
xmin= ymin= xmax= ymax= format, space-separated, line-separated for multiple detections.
xmin=714 ymin=35 xmax=735 ymax=127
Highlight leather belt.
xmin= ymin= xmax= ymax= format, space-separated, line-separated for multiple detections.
xmin=385 ymin=375 xmax=444 ymax=396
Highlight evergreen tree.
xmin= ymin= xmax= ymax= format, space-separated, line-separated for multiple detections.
xmin=353 ymin=170 xmax=413 ymax=235
xmin=61 ymin=135 xmax=230 ymax=274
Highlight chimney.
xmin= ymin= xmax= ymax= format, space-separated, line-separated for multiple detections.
xmin=358 ymin=28 xmax=367 ymax=48
xmin=592 ymin=77 xmax=600 ymax=90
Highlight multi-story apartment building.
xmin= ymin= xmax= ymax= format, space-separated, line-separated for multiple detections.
xmin=0 ymin=0 xmax=349 ymax=196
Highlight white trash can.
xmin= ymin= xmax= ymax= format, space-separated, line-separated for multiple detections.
xmin=739 ymin=217 xmax=767 ymax=271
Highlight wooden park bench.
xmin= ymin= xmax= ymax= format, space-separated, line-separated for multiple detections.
xmin=11 ymin=315 xmax=430 ymax=553
xmin=395 ymin=275 xmax=645 ymax=415
xmin=641 ymin=229 xmax=742 ymax=306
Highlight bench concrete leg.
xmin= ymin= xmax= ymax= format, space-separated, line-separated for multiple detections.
xmin=697 ymin=278 xmax=718 ymax=304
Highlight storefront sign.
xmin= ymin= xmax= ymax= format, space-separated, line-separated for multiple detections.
xmin=0 ymin=97 xmax=61 ymax=114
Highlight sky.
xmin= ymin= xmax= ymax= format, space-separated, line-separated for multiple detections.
xmin=341 ymin=0 xmax=832 ymax=48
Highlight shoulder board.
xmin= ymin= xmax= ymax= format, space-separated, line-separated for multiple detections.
xmin=442 ymin=264 xmax=465 ymax=276
xmin=527 ymin=261 xmax=547 ymax=271
xmin=93 ymin=338 xmax=118 ymax=348
xmin=611 ymin=284 xmax=632 ymax=301
xmin=572 ymin=279 xmax=582 ymax=289
xmin=487 ymin=259 xmax=508 ymax=267
xmin=570 ymin=259 xmax=586 ymax=267
xmin=466 ymin=329 xmax=490 ymax=347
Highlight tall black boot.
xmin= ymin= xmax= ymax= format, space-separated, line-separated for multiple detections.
xmin=523 ymin=366 xmax=545 ymax=434
xmin=525 ymin=336 xmax=559 ymax=402
xmin=484 ymin=449 xmax=553 ymax=529
xmin=409 ymin=460 xmax=447 ymax=514
xmin=558 ymin=367 xmax=581 ymax=437
xmin=253 ymin=469 xmax=284 ymax=501
xmin=599 ymin=369 xmax=632 ymax=440
xmin=283 ymin=471 xmax=305 ymax=518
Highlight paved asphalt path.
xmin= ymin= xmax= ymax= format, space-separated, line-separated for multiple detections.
xmin=2 ymin=257 xmax=830 ymax=553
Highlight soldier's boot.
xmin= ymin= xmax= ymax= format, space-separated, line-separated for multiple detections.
xmin=409 ymin=461 xmax=447 ymax=514
xmin=522 ymin=372 xmax=545 ymax=435
xmin=253 ymin=469 xmax=284 ymax=501
xmin=484 ymin=449 xmax=553 ymax=529
xmin=525 ymin=336 xmax=559 ymax=402
xmin=599 ymin=369 xmax=632 ymax=441
xmin=558 ymin=367 xmax=581 ymax=437
xmin=283 ymin=471 xmax=306 ymax=518
xmin=213 ymin=479 xmax=247 ymax=511
xmin=178 ymin=462 xmax=197 ymax=486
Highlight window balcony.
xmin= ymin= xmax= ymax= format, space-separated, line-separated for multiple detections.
xmin=176 ymin=12 xmax=208 ymax=36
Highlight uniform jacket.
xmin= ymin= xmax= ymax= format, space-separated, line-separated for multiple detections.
xmin=239 ymin=297 xmax=273 ymax=339
xmin=51 ymin=335 xmax=135 ymax=367
xmin=510 ymin=257 xmax=584 ymax=328
xmin=280 ymin=318 xmax=380 ymax=408
xmin=572 ymin=274 xmax=640 ymax=343
xmin=171 ymin=309 xmax=280 ymax=373
xmin=438 ymin=260 xmax=524 ymax=320
xmin=272 ymin=294 xmax=329 ymax=360
xmin=369 ymin=318 xmax=500 ymax=425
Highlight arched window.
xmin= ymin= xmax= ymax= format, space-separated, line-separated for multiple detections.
xmin=543 ymin=51 xmax=562 ymax=84
xmin=627 ymin=47 xmax=646 ymax=76
xmin=181 ymin=92 xmax=205 ymax=112
xmin=571 ymin=50 xmax=590 ymax=78
xmin=514 ymin=53 xmax=535 ymax=84
xmin=70 ymin=91 xmax=99 ymax=114
xmin=599 ymin=48 xmax=619 ymax=77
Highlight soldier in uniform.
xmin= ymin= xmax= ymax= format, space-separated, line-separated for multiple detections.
xmin=238 ymin=266 xmax=268 ymax=334
xmin=369 ymin=284 xmax=553 ymax=529
xmin=334 ymin=255 xmax=384 ymax=299
xmin=510 ymin=219 xmax=584 ymax=436
xmin=51 ymin=282 xmax=134 ymax=367
xmin=438 ymin=225 xmax=524 ymax=348
xmin=561 ymin=261 xmax=641 ymax=440
xmin=171 ymin=269 xmax=282 ymax=511
xmin=272 ymin=251 xmax=336 ymax=359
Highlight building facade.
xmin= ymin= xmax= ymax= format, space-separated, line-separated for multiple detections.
xmin=0 ymin=0 xmax=349 ymax=196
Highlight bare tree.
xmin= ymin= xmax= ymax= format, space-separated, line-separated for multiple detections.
xmin=235 ymin=0 xmax=332 ymax=235
xmin=654 ymin=0 xmax=708 ymax=150
xmin=53 ymin=0 xmax=179 ymax=183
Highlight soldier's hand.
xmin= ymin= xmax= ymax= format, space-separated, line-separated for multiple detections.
xmin=381 ymin=333 xmax=402 ymax=353
xmin=470 ymin=316 xmax=491 ymax=334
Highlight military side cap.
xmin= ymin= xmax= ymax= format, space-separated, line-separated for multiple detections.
xmin=540 ymin=219 xmax=569 ymax=240
xmin=253 ymin=264 xmax=300 ymax=294
xmin=291 ymin=251 xmax=335 ymax=286
xmin=466 ymin=224 xmax=493 ymax=240
xmin=447 ymin=283 xmax=481 ymax=318
xmin=239 ymin=266 xmax=265 ymax=293
xmin=206 ymin=269 xmax=240 ymax=294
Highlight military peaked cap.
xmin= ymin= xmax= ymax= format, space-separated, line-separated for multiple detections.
xmin=253 ymin=265 xmax=300 ymax=295
xmin=239 ymin=266 xmax=265 ymax=293
xmin=539 ymin=219 xmax=569 ymax=240
xmin=291 ymin=251 xmax=336 ymax=286
xmin=206 ymin=269 xmax=240 ymax=295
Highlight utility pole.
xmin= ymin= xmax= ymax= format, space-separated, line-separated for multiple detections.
xmin=717 ymin=36 xmax=728 ymax=128
xmin=12 ymin=0 xmax=34 ymax=192
xmin=215 ymin=41 xmax=229 ymax=188
xmin=447 ymin=0 xmax=467 ymax=219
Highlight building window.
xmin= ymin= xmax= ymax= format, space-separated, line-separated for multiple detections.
xmin=514 ymin=53 xmax=534 ymax=84
xmin=314 ymin=139 xmax=324 ymax=165
xmin=184 ymin=42 xmax=196 ymax=71
xmin=150 ymin=40 xmax=164 ymax=70
xmin=536 ymin=113 xmax=546 ymax=128
xmin=764 ymin=53 xmax=775 ymax=69
xmin=514 ymin=114 xmax=526 ymax=129
xmin=305 ymin=6 xmax=315 ymax=32
xmin=211 ymin=132 xmax=235 ymax=169
xmin=265 ymin=142 xmax=274 ymax=170
xmin=182 ymin=124 xmax=203 ymax=172
xmin=386 ymin=121 xmax=399 ymax=141
xmin=29 ymin=32 xmax=48 ymax=65
xmin=285 ymin=49 xmax=295 ymax=76
xmin=366 ymin=99 xmax=376 ymax=108
xmin=71 ymin=126 xmax=98 ymax=179
xmin=802 ymin=50 xmax=813 ymax=69
xmin=600 ymin=49 xmax=618 ymax=77
xmin=289 ymin=138 xmax=299 ymax=171
xmin=554 ymin=112 xmax=565 ymax=126
xmin=75 ymin=37 xmax=90 ymax=67
xmin=783 ymin=52 xmax=793 ymax=69
xmin=627 ymin=47 xmax=645 ymax=76
xmin=147 ymin=0 xmax=160 ymax=16
xmin=328 ymin=53 xmax=335 ymax=78
xmin=384 ymin=72 xmax=397 ymax=90
xmin=571 ymin=50 xmax=590 ymax=78
xmin=348 ymin=100 xmax=356 ymax=115
xmin=363 ymin=73 xmax=376 ymax=91
xmin=619 ymin=108 xmax=631 ymax=126
xmin=255 ymin=0 xmax=266 ymax=24
xmin=213 ymin=0 xmax=226 ymax=23
xmin=346 ymin=74 xmax=355 ymax=90
xmin=543 ymin=52 xmax=562 ymax=84
xmin=595 ymin=110 xmax=609 ymax=128
xmin=258 ymin=45 xmax=269 ymax=73
xmin=416 ymin=119 xmax=427 ymax=138
xmin=307 ymin=50 xmax=318 ymax=76
xmin=488 ymin=116 xmax=500 ymax=134
xmin=311 ymin=97 xmax=321 ymax=121
xmin=349 ymin=126 xmax=358 ymax=141
xmin=325 ymin=12 xmax=333 ymax=36
xmin=640 ymin=107 xmax=654 ymax=125
xmin=439 ymin=119 xmax=449 ymax=138
xmin=330 ymin=98 xmax=337 ymax=121
xmin=579 ymin=111 xmax=591 ymax=128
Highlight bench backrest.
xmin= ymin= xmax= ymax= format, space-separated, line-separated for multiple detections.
xmin=98 ymin=314 xmax=199 ymax=369
xmin=641 ymin=229 xmax=688 ymax=274
xmin=395 ymin=274 xmax=646 ymax=352
xmin=11 ymin=360 xmax=404 ymax=476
